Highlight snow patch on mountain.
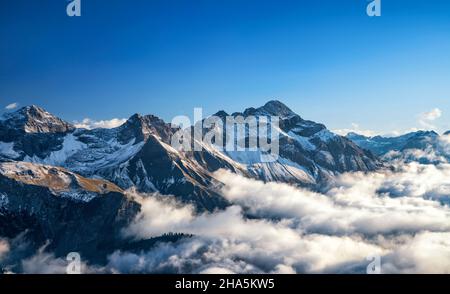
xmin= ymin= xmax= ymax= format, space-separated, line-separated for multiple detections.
xmin=225 ymin=150 xmax=268 ymax=165
xmin=223 ymin=148 xmax=315 ymax=184
xmin=70 ymin=138 xmax=144 ymax=173
xmin=0 ymin=192 xmax=8 ymax=208
xmin=247 ymin=158 xmax=315 ymax=184
xmin=1 ymin=105 xmax=74 ymax=134
xmin=24 ymin=134 xmax=86 ymax=166
xmin=134 ymin=159 xmax=158 ymax=192
xmin=1 ymin=102 xmax=380 ymax=204
xmin=313 ymin=129 xmax=337 ymax=142
xmin=59 ymin=191 xmax=98 ymax=203
xmin=0 ymin=142 xmax=20 ymax=159
xmin=287 ymin=131 xmax=316 ymax=151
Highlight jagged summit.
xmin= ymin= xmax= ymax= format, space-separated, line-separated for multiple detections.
xmin=118 ymin=112 xmax=173 ymax=143
xmin=258 ymin=100 xmax=296 ymax=117
xmin=241 ymin=100 xmax=297 ymax=119
xmin=1 ymin=105 xmax=74 ymax=134
xmin=212 ymin=110 xmax=229 ymax=118
xmin=124 ymin=113 xmax=169 ymax=128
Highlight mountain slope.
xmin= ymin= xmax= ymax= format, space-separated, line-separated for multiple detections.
xmin=1 ymin=101 xmax=381 ymax=209
xmin=0 ymin=161 xmax=141 ymax=264
xmin=0 ymin=105 xmax=74 ymax=134
xmin=0 ymin=105 xmax=75 ymax=162
xmin=199 ymin=101 xmax=380 ymax=186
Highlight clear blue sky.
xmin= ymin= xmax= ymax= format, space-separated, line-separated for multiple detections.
xmin=1 ymin=0 xmax=450 ymax=134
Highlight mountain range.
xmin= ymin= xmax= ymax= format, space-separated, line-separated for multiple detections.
xmin=347 ymin=130 xmax=450 ymax=163
xmin=4 ymin=100 xmax=446 ymax=271
xmin=0 ymin=101 xmax=380 ymax=209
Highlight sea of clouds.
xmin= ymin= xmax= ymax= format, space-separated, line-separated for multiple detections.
xmin=104 ymin=158 xmax=450 ymax=274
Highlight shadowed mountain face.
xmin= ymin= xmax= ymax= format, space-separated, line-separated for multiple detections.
xmin=0 ymin=101 xmax=380 ymax=210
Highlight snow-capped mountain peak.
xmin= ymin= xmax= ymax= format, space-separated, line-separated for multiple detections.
xmin=1 ymin=105 xmax=74 ymax=134
xmin=212 ymin=110 xmax=229 ymax=119
xmin=259 ymin=100 xmax=296 ymax=117
xmin=240 ymin=100 xmax=297 ymax=119
xmin=117 ymin=113 xmax=173 ymax=143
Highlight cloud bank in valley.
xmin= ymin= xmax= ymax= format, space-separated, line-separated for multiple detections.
xmin=105 ymin=156 xmax=450 ymax=274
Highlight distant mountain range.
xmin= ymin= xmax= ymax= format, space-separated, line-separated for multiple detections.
xmin=346 ymin=130 xmax=450 ymax=163
xmin=3 ymin=100 xmax=448 ymax=271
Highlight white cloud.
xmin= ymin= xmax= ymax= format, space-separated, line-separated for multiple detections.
xmin=5 ymin=103 xmax=18 ymax=110
xmin=20 ymin=244 xmax=93 ymax=274
xmin=439 ymin=133 xmax=450 ymax=155
xmin=216 ymin=167 xmax=450 ymax=235
xmin=421 ymin=108 xmax=442 ymax=121
xmin=115 ymin=160 xmax=450 ymax=274
xmin=419 ymin=108 xmax=442 ymax=130
xmin=21 ymin=251 xmax=68 ymax=274
xmin=0 ymin=238 xmax=9 ymax=261
xmin=333 ymin=123 xmax=378 ymax=137
xmin=117 ymin=195 xmax=382 ymax=273
xmin=333 ymin=108 xmax=444 ymax=137
xmin=73 ymin=118 xmax=127 ymax=130
xmin=382 ymin=232 xmax=450 ymax=274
